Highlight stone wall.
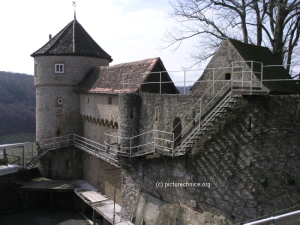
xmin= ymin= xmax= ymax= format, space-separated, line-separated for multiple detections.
xmin=80 ymin=94 xmax=119 ymax=144
xmin=119 ymin=93 xmax=203 ymax=149
xmin=190 ymin=40 xmax=266 ymax=95
xmin=134 ymin=192 xmax=226 ymax=225
xmin=35 ymin=55 xmax=109 ymax=142
xmin=83 ymin=154 xmax=122 ymax=204
xmin=121 ymin=95 xmax=300 ymax=224
xmin=38 ymin=147 xmax=83 ymax=180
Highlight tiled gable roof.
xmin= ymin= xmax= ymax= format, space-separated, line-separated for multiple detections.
xmin=31 ymin=20 xmax=112 ymax=62
xmin=76 ymin=57 xmax=179 ymax=94
xmin=228 ymin=39 xmax=299 ymax=93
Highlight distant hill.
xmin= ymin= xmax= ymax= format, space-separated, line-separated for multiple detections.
xmin=176 ymin=85 xmax=192 ymax=94
xmin=0 ymin=71 xmax=35 ymax=140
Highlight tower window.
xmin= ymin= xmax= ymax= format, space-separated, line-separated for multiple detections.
xmin=55 ymin=64 xmax=64 ymax=73
xmin=34 ymin=64 xmax=38 ymax=77
xmin=225 ymin=73 xmax=231 ymax=80
xmin=57 ymin=97 xmax=64 ymax=106
xmin=108 ymin=97 xmax=112 ymax=105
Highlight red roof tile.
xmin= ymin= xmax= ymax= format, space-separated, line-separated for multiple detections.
xmin=76 ymin=58 xmax=179 ymax=94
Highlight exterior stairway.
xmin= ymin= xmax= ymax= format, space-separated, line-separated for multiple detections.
xmin=26 ymin=62 xmax=264 ymax=164
xmin=26 ymin=134 xmax=119 ymax=169
xmin=173 ymin=91 xmax=241 ymax=156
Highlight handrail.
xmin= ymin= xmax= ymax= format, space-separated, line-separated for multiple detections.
xmin=104 ymin=129 xmax=174 ymax=157
xmin=26 ymin=134 xmax=120 ymax=168
xmin=118 ymin=60 xmax=263 ymax=156
xmin=28 ymin=61 xmax=268 ymax=165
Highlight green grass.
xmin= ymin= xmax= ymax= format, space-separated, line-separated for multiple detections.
xmin=0 ymin=132 xmax=36 ymax=145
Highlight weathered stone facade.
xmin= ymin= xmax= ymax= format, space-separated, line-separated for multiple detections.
xmin=31 ymin=18 xmax=300 ymax=225
xmin=191 ymin=39 xmax=267 ymax=95
xmin=34 ymin=55 xmax=109 ymax=142
xmin=38 ymin=147 xmax=83 ymax=180
xmin=120 ymin=95 xmax=300 ymax=224
xmin=83 ymin=155 xmax=122 ymax=204
xmin=79 ymin=94 xmax=119 ymax=144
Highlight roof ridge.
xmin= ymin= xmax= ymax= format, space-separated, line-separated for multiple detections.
xmin=31 ymin=19 xmax=112 ymax=61
xmin=228 ymin=38 xmax=271 ymax=51
xmin=100 ymin=57 xmax=160 ymax=69
xmin=72 ymin=20 xmax=75 ymax=53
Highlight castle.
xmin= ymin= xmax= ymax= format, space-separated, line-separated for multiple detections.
xmin=30 ymin=16 xmax=300 ymax=225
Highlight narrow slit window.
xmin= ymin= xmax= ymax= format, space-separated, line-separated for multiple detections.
xmin=55 ymin=64 xmax=64 ymax=73
xmin=108 ymin=97 xmax=112 ymax=105
xmin=225 ymin=73 xmax=231 ymax=80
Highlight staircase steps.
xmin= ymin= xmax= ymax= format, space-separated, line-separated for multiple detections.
xmin=172 ymin=92 xmax=241 ymax=156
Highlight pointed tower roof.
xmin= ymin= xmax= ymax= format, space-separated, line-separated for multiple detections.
xmin=31 ymin=19 xmax=112 ymax=62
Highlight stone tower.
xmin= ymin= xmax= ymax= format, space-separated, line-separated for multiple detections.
xmin=31 ymin=18 xmax=112 ymax=142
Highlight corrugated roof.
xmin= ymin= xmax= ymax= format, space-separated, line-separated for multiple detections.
xmin=31 ymin=19 xmax=112 ymax=62
xmin=228 ymin=39 xmax=299 ymax=93
xmin=76 ymin=57 xmax=179 ymax=94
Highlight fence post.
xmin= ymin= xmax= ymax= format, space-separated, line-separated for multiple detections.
xmin=231 ymin=62 xmax=234 ymax=91
xmin=130 ymin=137 xmax=132 ymax=158
xmin=184 ymin=70 xmax=186 ymax=94
xmin=172 ymin=133 xmax=174 ymax=157
xmin=213 ymin=68 xmax=215 ymax=94
xmin=23 ymin=146 xmax=25 ymax=168
xmin=250 ymin=61 xmax=253 ymax=95
xmin=154 ymin=131 xmax=156 ymax=153
xmin=199 ymin=98 xmax=202 ymax=130
xmin=260 ymin=62 xmax=263 ymax=89
xmin=160 ymin=72 xmax=162 ymax=94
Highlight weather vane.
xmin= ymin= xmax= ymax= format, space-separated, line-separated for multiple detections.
xmin=72 ymin=1 xmax=77 ymax=20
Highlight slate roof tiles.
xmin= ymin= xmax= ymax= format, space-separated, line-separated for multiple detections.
xmin=228 ymin=38 xmax=299 ymax=93
xmin=31 ymin=19 xmax=112 ymax=62
xmin=76 ymin=57 xmax=179 ymax=94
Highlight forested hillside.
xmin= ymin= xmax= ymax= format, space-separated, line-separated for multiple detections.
xmin=0 ymin=71 xmax=35 ymax=138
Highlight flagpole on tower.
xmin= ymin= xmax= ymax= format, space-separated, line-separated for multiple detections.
xmin=72 ymin=1 xmax=76 ymax=20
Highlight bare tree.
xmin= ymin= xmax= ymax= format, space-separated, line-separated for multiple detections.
xmin=165 ymin=0 xmax=300 ymax=72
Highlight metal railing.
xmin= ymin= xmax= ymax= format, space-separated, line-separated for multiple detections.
xmin=0 ymin=142 xmax=37 ymax=167
xmin=26 ymin=61 xmax=300 ymax=164
xmin=105 ymin=129 xmax=174 ymax=157
xmin=121 ymin=61 xmax=300 ymax=95
xmin=26 ymin=134 xmax=120 ymax=169
xmin=105 ymin=61 xmax=261 ymax=157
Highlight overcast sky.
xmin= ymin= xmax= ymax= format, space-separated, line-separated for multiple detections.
xmin=0 ymin=0 xmax=204 ymax=84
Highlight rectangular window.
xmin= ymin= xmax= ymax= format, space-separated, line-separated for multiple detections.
xmin=34 ymin=64 xmax=38 ymax=77
xmin=225 ymin=73 xmax=231 ymax=80
xmin=108 ymin=97 xmax=112 ymax=105
xmin=55 ymin=64 xmax=64 ymax=73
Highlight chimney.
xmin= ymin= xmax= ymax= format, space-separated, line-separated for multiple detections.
xmin=49 ymin=34 xmax=52 ymax=40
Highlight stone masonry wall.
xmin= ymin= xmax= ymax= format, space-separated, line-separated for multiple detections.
xmin=80 ymin=94 xmax=119 ymax=144
xmin=35 ymin=55 xmax=109 ymax=142
xmin=38 ymin=147 xmax=83 ymax=180
xmin=190 ymin=40 xmax=266 ymax=95
xmin=83 ymin=154 xmax=122 ymax=204
xmin=119 ymin=93 xmax=203 ymax=150
xmin=121 ymin=95 xmax=300 ymax=224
